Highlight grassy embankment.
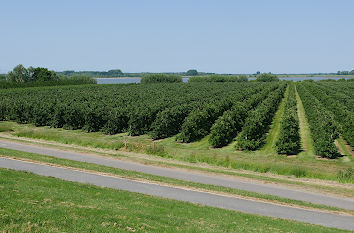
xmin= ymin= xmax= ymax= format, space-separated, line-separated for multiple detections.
xmin=0 ymin=120 xmax=353 ymax=183
xmin=0 ymin=168 xmax=350 ymax=233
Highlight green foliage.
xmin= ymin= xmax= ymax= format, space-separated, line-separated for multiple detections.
xmin=0 ymin=75 xmax=96 ymax=89
xmin=141 ymin=74 xmax=182 ymax=84
xmin=209 ymin=84 xmax=279 ymax=147
xmin=186 ymin=69 xmax=198 ymax=76
xmin=305 ymin=82 xmax=354 ymax=147
xmin=150 ymin=104 xmax=193 ymax=139
xmin=256 ymin=73 xmax=279 ymax=82
xmin=209 ymin=104 xmax=247 ymax=147
xmin=0 ymin=74 xmax=7 ymax=81
xmin=296 ymin=83 xmax=340 ymax=158
xmin=29 ymin=67 xmax=58 ymax=81
xmin=0 ymin=83 xmax=262 ymax=138
xmin=2 ymin=65 xmax=95 ymax=89
xmin=8 ymin=64 xmax=58 ymax=83
xmin=276 ymin=84 xmax=301 ymax=154
xmin=8 ymin=64 xmax=30 ymax=82
xmin=236 ymin=84 xmax=286 ymax=150
xmin=177 ymin=84 xmax=275 ymax=144
xmin=189 ymin=74 xmax=248 ymax=83
xmin=178 ymin=100 xmax=233 ymax=142
xmin=337 ymin=70 xmax=354 ymax=75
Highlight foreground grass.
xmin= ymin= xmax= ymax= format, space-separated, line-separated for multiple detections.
xmin=1 ymin=147 xmax=352 ymax=213
xmin=0 ymin=168 xmax=349 ymax=233
xmin=0 ymin=121 xmax=353 ymax=183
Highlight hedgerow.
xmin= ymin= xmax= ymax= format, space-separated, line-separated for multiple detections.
xmin=141 ymin=74 xmax=182 ymax=83
xmin=188 ymin=75 xmax=248 ymax=83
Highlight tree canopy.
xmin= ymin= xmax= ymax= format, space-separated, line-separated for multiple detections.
xmin=8 ymin=65 xmax=58 ymax=82
xmin=186 ymin=69 xmax=198 ymax=76
xmin=337 ymin=70 xmax=354 ymax=75
xmin=255 ymin=73 xmax=279 ymax=82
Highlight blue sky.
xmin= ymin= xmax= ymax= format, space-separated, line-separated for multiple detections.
xmin=1 ymin=0 xmax=353 ymax=73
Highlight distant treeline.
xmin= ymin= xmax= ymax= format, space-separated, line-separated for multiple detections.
xmin=0 ymin=64 xmax=97 ymax=89
xmin=337 ymin=70 xmax=354 ymax=75
xmin=0 ymin=76 xmax=97 ymax=89
xmin=56 ymin=69 xmax=215 ymax=78
xmin=59 ymin=69 xmax=124 ymax=77
xmin=188 ymin=73 xmax=279 ymax=82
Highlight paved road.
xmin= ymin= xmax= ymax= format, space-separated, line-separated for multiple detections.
xmin=0 ymin=139 xmax=353 ymax=211
xmin=0 ymin=157 xmax=353 ymax=230
xmin=1 ymin=139 xmax=353 ymax=211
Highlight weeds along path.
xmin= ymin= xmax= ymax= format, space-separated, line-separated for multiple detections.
xmin=262 ymin=85 xmax=289 ymax=153
xmin=295 ymin=86 xmax=315 ymax=156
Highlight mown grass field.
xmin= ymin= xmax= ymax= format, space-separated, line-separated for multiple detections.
xmin=0 ymin=168 xmax=350 ymax=233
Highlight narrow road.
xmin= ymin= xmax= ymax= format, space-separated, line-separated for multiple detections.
xmin=0 ymin=157 xmax=353 ymax=230
xmin=0 ymin=139 xmax=353 ymax=211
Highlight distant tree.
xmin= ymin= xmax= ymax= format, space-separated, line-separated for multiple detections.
xmin=107 ymin=69 xmax=124 ymax=77
xmin=186 ymin=69 xmax=198 ymax=76
xmin=256 ymin=71 xmax=261 ymax=75
xmin=30 ymin=67 xmax=58 ymax=81
xmin=8 ymin=65 xmax=58 ymax=82
xmin=337 ymin=70 xmax=351 ymax=75
xmin=238 ymin=75 xmax=248 ymax=82
xmin=62 ymin=70 xmax=75 ymax=76
xmin=255 ymin=73 xmax=279 ymax=82
xmin=8 ymin=64 xmax=30 ymax=82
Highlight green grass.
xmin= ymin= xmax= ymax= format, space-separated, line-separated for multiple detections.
xmin=0 ymin=168 xmax=350 ymax=232
xmin=337 ymin=136 xmax=353 ymax=157
xmin=295 ymin=86 xmax=315 ymax=157
xmin=1 ymin=120 xmax=353 ymax=183
xmin=262 ymin=85 xmax=289 ymax=153
xmin=1 ymin=147 xmax=352 ymax=214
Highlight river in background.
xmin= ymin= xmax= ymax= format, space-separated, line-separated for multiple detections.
xmin=96 ymin=77 xmax=350 ymax=84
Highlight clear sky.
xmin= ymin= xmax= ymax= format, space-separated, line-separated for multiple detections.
xmin=1 ymin=0 xmax=353 ymax=74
